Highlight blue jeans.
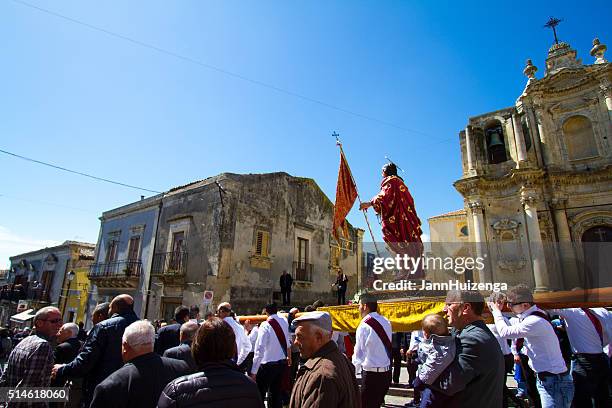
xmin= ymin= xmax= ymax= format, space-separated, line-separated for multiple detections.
xmin=536 ymin=372 xmax=574 ymax=408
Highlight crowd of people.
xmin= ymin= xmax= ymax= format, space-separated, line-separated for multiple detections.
xmin=0 ymin=284 xmax=609 ymax=408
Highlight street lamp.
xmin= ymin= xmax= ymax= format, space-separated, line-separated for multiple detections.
xmin=62 ymin=270 xmax=75 ymax=318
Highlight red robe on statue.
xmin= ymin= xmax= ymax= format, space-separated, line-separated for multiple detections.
xmin=370 ymin=175 xmax=423 ymax=277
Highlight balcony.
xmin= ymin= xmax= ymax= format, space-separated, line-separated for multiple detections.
xmin=293 ymin=261 xmax=313 ymax=282
xmin=88 ymin=260 xmax=142 ymax=288
xmin=151 ymin=251 xmax=187 ymax=284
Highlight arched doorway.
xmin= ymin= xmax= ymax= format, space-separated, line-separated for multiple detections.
xmin=582 ymin=226 xmax=612 ymax=289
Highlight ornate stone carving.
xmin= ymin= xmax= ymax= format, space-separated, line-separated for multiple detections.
xmin=570 ymin=211 xmax=612 ymax=242
xmin=492 ymin=219 xmax=520 ymax=232
xmin=545 ymin=42 xmax=582 ymax=75
xmin=590 ymin=38 xmax=607 ymax=64
xmin=550 ymin=197 xmax=568 ymax=209
xmin=492 ymin=218 xmax=526 ymax=272
xmin=521 ymin=195 xmax=538 ymax=206
xmin=468 ymin=201 xmax=484 ymax=213
xmin=524 ymin=59 xmax=538 ymax=80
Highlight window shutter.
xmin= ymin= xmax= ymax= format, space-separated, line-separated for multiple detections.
xmin=262 ymin=231 xmax=270 ymax=256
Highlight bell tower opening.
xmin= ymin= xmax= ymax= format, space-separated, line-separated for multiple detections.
xmin=485 ymin=122 xmax=508 ymax=164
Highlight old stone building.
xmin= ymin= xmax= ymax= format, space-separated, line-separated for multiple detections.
xmin=428 ymin=36 xmax=611 ymax=292
xmin=3 ymin=241 xmax=95 ymax=326
xmin=89 ymin=172 xmax=363 ymax=320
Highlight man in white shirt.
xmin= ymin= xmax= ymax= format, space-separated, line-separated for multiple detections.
xmin=249 ymin=303 xmax=291 ymax=408
xmin=489 ymin=284 xmax=574 ymax=408
xmin=547 ymin=307 xmax=611 ymax=407
xmin=216 ymin=302 xmax=252 ymax=368
xmin=352 ymin=293 xmax=392 ymax=408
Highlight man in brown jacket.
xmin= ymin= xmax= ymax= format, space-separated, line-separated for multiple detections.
xmin=290 ymin=311 xmax=360 ymax=408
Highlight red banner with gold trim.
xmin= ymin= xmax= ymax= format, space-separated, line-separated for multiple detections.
xmin=332 ymin=152 xmax=358 ymax=240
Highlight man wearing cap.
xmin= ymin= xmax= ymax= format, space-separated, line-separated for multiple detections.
xmin=352 ymin=293 xmax=392 ymax=408
xmin=290 ymin=311 xmax=360 ymax=408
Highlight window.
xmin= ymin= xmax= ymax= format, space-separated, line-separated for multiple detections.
xmin=127 ymin=236 xmax=141 ymax=261
xmin=105 ymin=240 xmax=118 ymax=263
xmin=255 ymin=230 xmax=270 ymax=257
xmin=297 ymin=238 xmax=309 ymax=266
xmin=331 ymin=246 xmax=341 ymax=268
xmin=40 ymin=270 xmax=52 ymax=302
xmin=170 ymin=231 xmax=185 ymax=269
xmin=563 ymin=115 xmax=598 ymax=160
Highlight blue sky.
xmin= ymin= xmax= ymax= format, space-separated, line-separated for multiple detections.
xmin=1 ymin=0 xmax=610 ymax=267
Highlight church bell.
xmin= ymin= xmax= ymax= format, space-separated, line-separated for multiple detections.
xmin=488 ymin=131 xmax=504 ymax=148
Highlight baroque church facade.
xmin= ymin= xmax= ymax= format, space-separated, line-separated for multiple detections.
xmin=428 ymin=35 xmax=611 ymax=292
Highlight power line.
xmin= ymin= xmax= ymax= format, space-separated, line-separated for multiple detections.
xmin=0 ymin=149 xmax=162 ymax=194
xmin=0 ymin=193 xmax=97 ymax=214
xmin=11 ymin=0 xmax=441 ymax=141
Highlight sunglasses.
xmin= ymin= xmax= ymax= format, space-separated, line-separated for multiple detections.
xmin=506 ymin=302 xmax=523 ymax=307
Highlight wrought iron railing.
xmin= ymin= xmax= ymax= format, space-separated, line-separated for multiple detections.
xmin=151 ymin=251 xmax=188 ymax=276
xmin=293 ymin=261 xmax=313 ymax=282
xmin=88 ymin=260 xmax=142 ymax=278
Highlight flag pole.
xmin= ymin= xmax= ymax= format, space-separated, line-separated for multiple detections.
xmin=333 ymin=132 xmax=381 ymax=258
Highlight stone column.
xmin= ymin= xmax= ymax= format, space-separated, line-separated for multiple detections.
xmin=525 ymin=106 xmax=545 ymax=167
xmin=512 ymin=114 xmax=528 ymax=164
xmin=465 ymin=126 xmax=476 ymax=174
xmin=550 ymin=198 xmax=580 ymax=289
xmin=468 ymin=200 xmax=491 ymax=283
xmin=521 ymin=193 xmax=550 ymax=291
xmin=600 ymin=83 xmax=612 ymax=123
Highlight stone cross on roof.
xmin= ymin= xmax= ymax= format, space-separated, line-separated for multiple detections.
xmin=544 ymin=17 xmax=563 ymax=45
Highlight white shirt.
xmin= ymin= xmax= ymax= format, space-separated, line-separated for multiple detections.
xmin=251 ymin=314 xmax=291 ymax=375
xmin=548 ymin=308 xmax=611 ymax=354
xmin=223 ymin=316 xmax=252 ymax=365
xmin=408 ymin=330 xmax=424 ymax=353
xmin=247 ymin=325 xmax=259 ymax=349
xmin=493 ymin=305 xmax=567 ymax=374
xmin=487 ymin=323 xmax=511 ymax=355
xmin=352 ymin=312 xmax=392 ymax=371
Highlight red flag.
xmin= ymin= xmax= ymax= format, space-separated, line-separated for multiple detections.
xmin=333 ymin=151 xmax=358 ymax=240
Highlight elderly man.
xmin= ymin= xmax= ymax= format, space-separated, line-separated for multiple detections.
xmin=163 ymin=320 xmax=199 ymax=371
xmin=430 ymin=290 xmax=504 ymax=407
xmin=55 ymin=323 xmax=82 ymax=364
xmin=53 ymin=294 xmax=139 ymax=407
xmin=290 ymin=312 xmax=359 ymax=408
xmin=217 ymin=302 xmax=252 ymax=368
xmin=91 ymin=302 xmax=110 ymax=327
xmin=0 ymin=306 xmax=62 ymax=389
xmin=90 ymin=320 xmax=190 ymax=408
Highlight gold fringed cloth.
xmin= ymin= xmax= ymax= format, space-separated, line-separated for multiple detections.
xmin=237 ymin=288 xmax=612 ymax=331
xmin=318 ymin=299 xmax=446 ymax=332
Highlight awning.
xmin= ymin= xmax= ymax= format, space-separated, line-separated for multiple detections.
xmin=10 ymin=309 xmax=35 ymax=323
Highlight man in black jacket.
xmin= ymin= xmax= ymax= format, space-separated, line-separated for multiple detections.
xmin=163 ymin=320 xmax=199 ymax=372
xmin=280 ymin=270 xmax=293 ymax=306
xmin=155 ymin=305 xmax=189 ymax=355
xmin=91 ymin=320 xmax=191 ymax=408
xmin=52 ymin=294 xmax=139 ymax=407
xmin=430 ymin=290 xmax=504 ymax=407
xmin=159 ymin=317 xmax=263 ymax=408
